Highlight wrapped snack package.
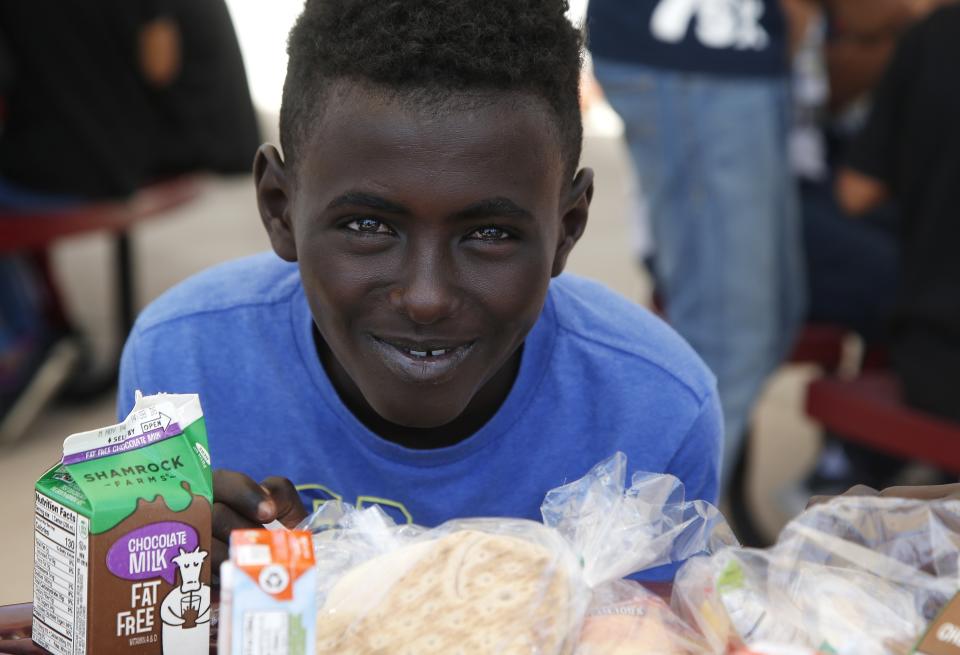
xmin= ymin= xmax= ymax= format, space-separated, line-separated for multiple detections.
xmin=673 ymin=495 xmax=960 ymax=655
xmin=575 ymin=579 xmax=712 ymax=654
xmin=541 ymin=453 xmax=733 ymax=655
xmin=298 ymin=453 xmax=732 ymax=655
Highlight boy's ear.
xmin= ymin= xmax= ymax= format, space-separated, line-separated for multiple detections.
xmin=551 ymin=167 xmax=594 ymax=277
xmin=254 ymin=144 xmax=297 ymax=262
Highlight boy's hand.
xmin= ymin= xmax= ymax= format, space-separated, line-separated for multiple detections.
xmin=808 ymin=482 xmax=960 ymax=509
xmin=211 ymin=470 xmax=308 ymax=572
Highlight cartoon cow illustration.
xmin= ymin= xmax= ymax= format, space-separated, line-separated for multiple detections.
xmin=651 ymin=0 xmax=769 ymax=50
xmin=160 ymin=546 xmax=211 ymax=654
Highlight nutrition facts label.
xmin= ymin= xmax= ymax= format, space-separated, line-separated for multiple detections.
xmin=242 ymin=611 xmax=290 ymax=655
xmin=33 ymin=493 xmax=89 ymax=655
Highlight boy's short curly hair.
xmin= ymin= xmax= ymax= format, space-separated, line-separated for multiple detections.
xmin=280 ymin=0 xmax=584 ymax=178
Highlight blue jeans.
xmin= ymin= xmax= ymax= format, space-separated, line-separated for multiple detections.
xmin=594 ymin=59 xmax=806 ymax=485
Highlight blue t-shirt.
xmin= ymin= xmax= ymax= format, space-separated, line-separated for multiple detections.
xmin=118 ymin=253 xmax=721 ymax=545
xmin=588 ymin=0 xmax=788 ymax=77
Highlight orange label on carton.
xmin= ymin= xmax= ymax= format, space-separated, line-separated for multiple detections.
xmin=915 ymin=593 xmax=960 ymax=655
xmin=229 ymin=530 xmax=315 ymax=602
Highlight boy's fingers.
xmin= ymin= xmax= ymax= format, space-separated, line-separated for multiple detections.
xmin=210 ymin=476 xmax=305 ymax=574
xmin=212 ymin=501 xmax=262 ymax=544
xmin=213 ymin=469 xmax=275 ymax=522
xmin=878 ymin=483 xmax=960 ymax=501
xmin=261 ymin=476 xmax=308 ymax=527
xmin=211 ymin=538 xmax=229 ymax=574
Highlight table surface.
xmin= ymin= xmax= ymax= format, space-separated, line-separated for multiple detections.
xmin=0 ymin=602 xmax=219 ymax=655
xmin=0 ymin=582 xmax=673 ymax=654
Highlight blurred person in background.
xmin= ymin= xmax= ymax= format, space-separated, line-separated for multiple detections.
xmin=587 ymin=0 xmax=805 ymax=492
xmin=790 ymin=0 xmax=953 ymax=347
xmin=139 ymin=0 xmax=261 ymax=178
xmin=785 ymin=0 xmax=899 ymax=349
xmin=0 ymin=0 xmax=258 ymax=198
xmin=838 ymin=4 xmax=960 ymax=429
xmin=0 ymin=0 xmax=259 ymax=424
xmin=783 ymin=0 xmax=956 ymax=498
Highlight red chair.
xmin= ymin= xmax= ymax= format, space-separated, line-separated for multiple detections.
xmin=805 ymin=371 xmax=960 ymax=475
xmin=785 ymin=323 xmax=849 ymax=372
xmin=0 ymin=175 xmax=204 ymax=334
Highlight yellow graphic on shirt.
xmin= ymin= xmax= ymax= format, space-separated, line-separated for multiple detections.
xmin=295 ymin=483 xmax=413 ymax=525
xmin=296 ymin=483 xmax=343 ymax=507
xmin=356 ymin=495 xmax=414 ymax=524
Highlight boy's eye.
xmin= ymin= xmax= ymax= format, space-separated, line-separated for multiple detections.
xmin=468 ymin=226 xmax=511 ymax=241
xmin=345 ymin=217 xmax=393 ymax=234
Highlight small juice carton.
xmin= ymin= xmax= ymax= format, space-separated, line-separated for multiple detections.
xmin=33 ymin=392 xmax=213 ymax=655
xmin=219 ymin=529 xmax=317 ymax=655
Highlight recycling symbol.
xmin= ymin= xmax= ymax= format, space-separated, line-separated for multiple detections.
xmin=258 ymin=564 xmax=290 ymax=594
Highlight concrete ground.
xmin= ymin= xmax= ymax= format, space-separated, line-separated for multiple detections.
xmin=0 ymin=125 xmax=823 ymax=605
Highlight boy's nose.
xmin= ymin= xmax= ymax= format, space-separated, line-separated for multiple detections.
xmin=389 ymin=256 xmax=461 ymax=325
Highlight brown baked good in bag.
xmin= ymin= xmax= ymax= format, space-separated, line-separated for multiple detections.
xmin=315 ymin=528 xmax=579 ymax=655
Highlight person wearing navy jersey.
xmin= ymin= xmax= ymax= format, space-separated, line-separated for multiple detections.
xmin=588 ymin=0 xmax=805 ymax=488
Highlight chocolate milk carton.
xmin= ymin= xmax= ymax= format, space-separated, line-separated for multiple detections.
xmin=33 ymin=392 xmax=213 ymax=655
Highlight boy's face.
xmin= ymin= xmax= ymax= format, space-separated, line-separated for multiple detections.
xmin=256 ymin=84 xmax=592 ymax=432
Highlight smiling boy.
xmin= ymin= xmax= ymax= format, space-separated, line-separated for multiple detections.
xmin=118 ymin=0 xmax=722 ymax=574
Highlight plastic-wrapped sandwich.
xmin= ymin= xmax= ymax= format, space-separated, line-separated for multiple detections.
xmin=314 ymin=523 xmax=583 ymax=655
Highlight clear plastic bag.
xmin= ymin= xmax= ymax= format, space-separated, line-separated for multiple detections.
xmin=542 ymin=453 xmax=733 ymax=655
xmin=296 ymin=453 xmax=730 ymax=655
xmin=541 ymin=452 xmax=736 ymax=585
xmin=672 ymin=495 xmax=960 ymax=655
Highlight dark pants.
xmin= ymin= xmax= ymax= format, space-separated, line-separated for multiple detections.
xmin=895 ymin=327 xmax=960 ymax=424
xmin=802 ymin=178 xmax=899 ymax=344
xmin=801 ymin=178 xmax=909 ymax=487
